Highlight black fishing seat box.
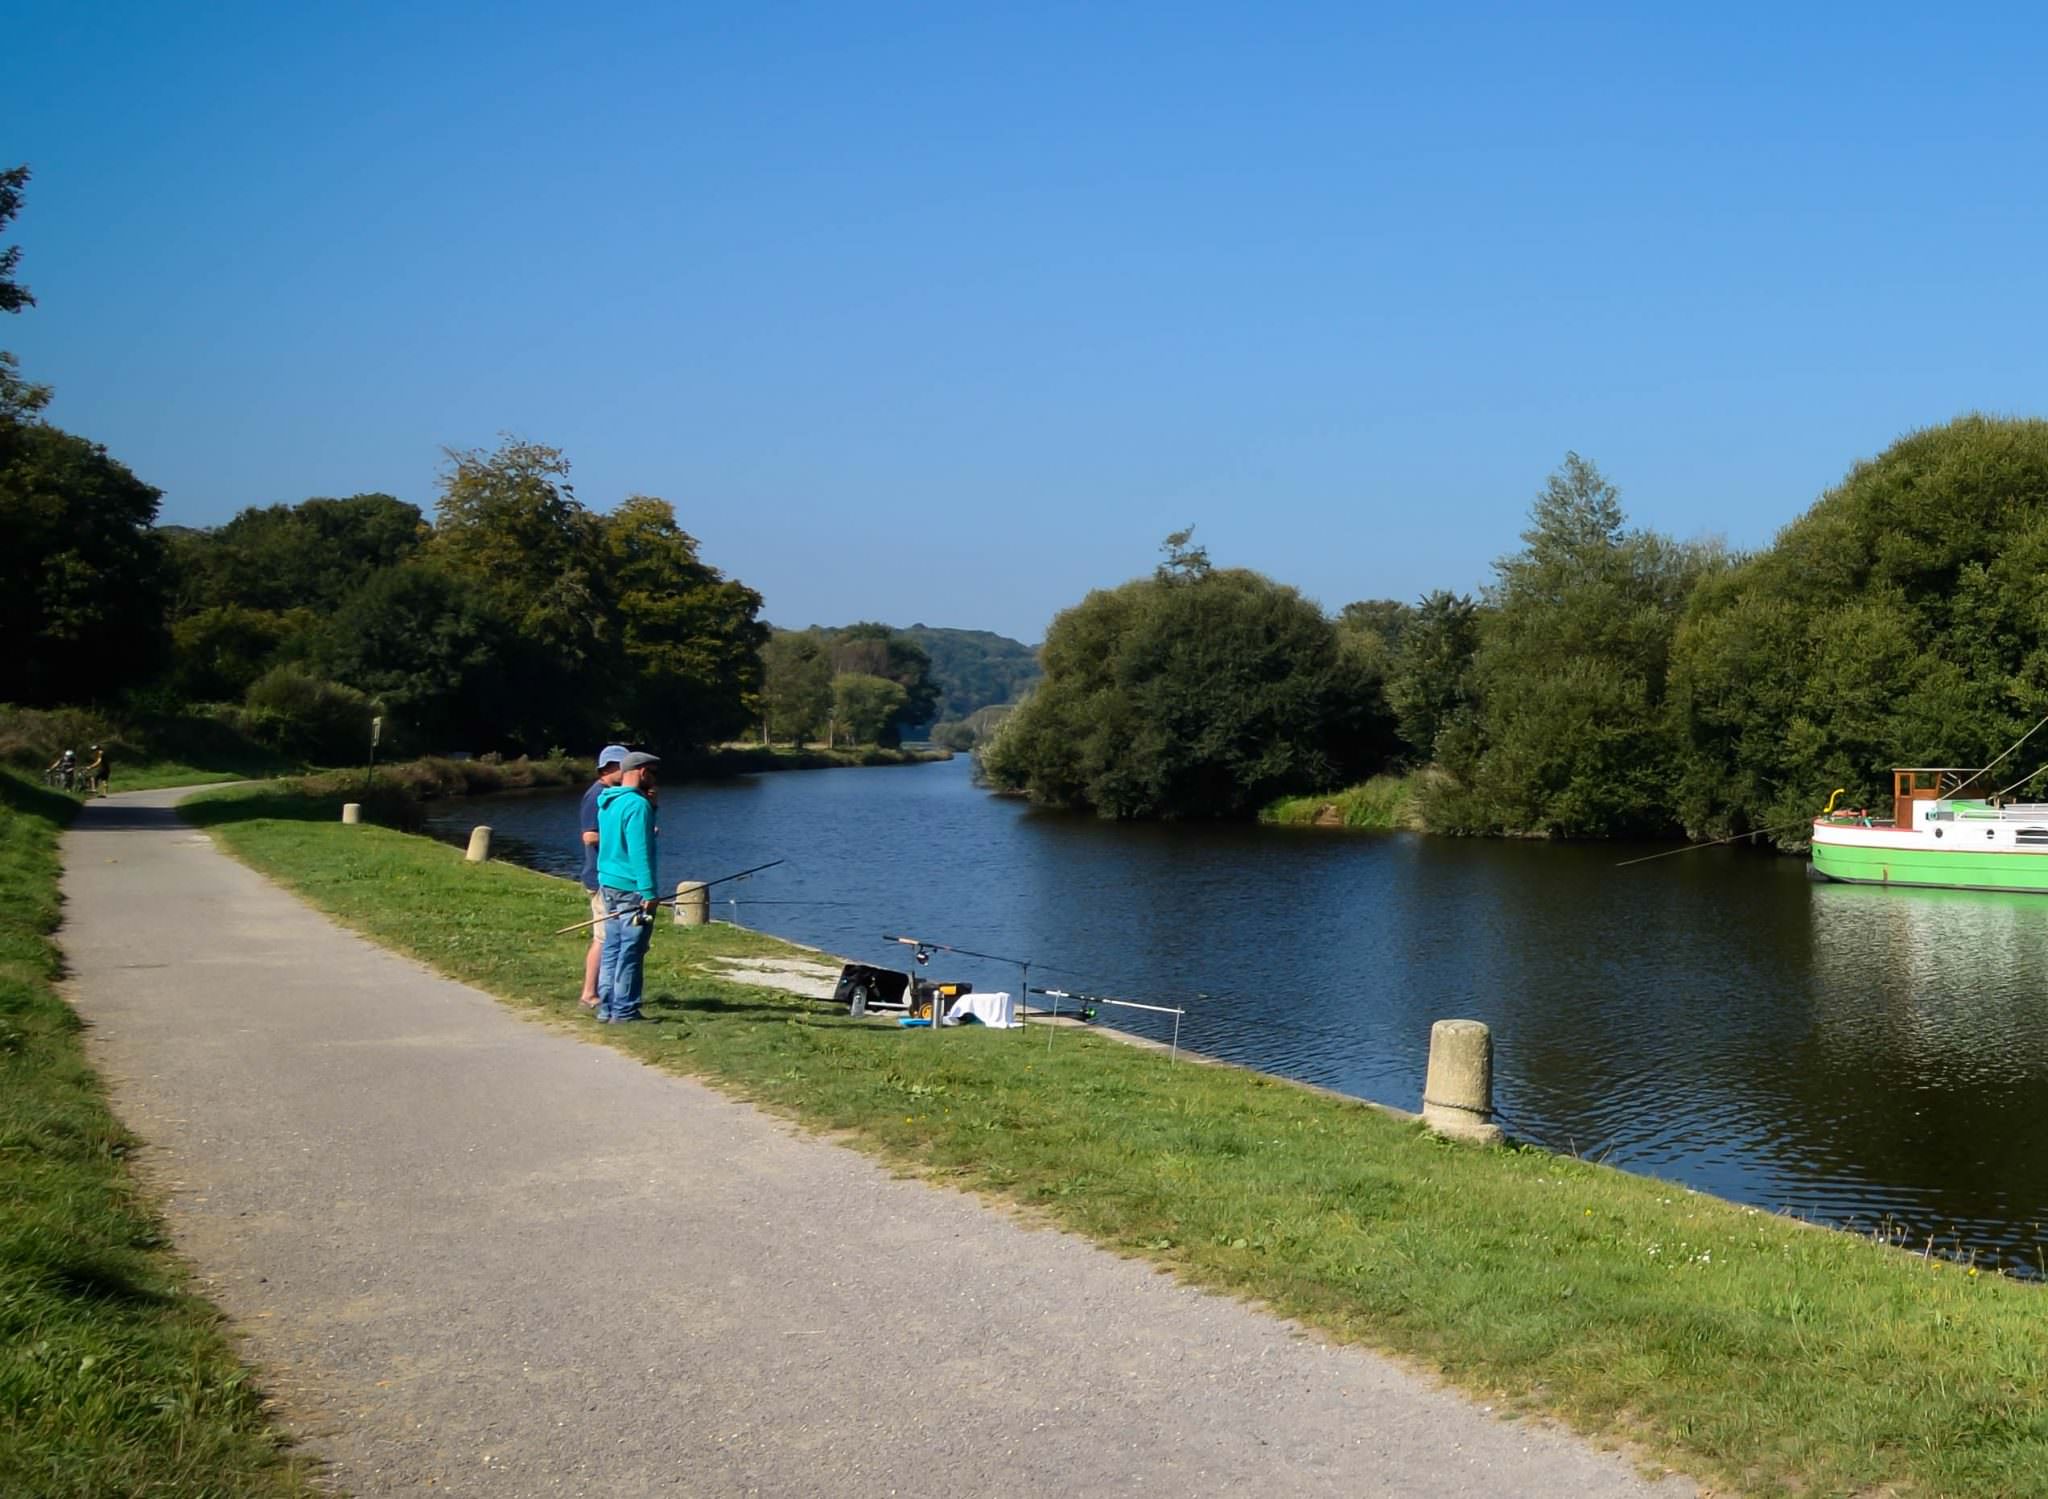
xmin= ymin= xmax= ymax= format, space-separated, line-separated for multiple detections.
xmin=833 ymin=965 xmax=972 ymax=1019
xmin=835 ymin=963 xmax=909 ymax=1016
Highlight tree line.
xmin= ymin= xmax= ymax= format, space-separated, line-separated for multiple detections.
xmin=986 ymin=417 xmax=2048 ymax=837
xmin=756 ymin=623 xmax=941 ymax=748
xmin=7 ymin=431 xmax=773 ymax=761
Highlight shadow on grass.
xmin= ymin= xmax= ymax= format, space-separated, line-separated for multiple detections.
xmin=181 ymin=785 xmax=415 ymax=830
xmin=0 ymin=769 xmax=80 ymax=827
xmin=42 ymin=1250 xmax=175 ymax=1310
xmin=642 ymin=991 xmax=828 ymax=1021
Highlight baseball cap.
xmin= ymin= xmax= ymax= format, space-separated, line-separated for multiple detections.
xmin=597 ymin=744 xmax=630 ymax=769
xmin=619 ymin=751 xmax=661 ymax=773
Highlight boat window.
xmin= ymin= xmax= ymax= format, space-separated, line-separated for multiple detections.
xmin=2018 ymin=829 xmax=2048 ymax=844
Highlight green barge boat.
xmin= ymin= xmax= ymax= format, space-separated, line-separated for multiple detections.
xmin=1811 ymin=768 xmax=2048 ymax=892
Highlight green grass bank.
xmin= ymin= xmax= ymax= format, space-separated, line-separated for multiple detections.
xmin=1259 ymin=771 xmax=1428 ymax=829
xmin=0 ymin=771 xmax=314 ymax=1496
xmin=183 ymin=780 xmax=2048 ymax=1497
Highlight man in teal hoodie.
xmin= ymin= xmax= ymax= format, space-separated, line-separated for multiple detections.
xmin=594 ymin=750 xmax=661 ymax=1022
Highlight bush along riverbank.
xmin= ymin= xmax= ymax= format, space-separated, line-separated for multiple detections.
xmin=0 ymin=771 xmax=314 ymax=1495
xmin=183 ymin=780 xmax=2048 ymax=1497
xmin=1258 ymin=771 xmax=1430 ymax=829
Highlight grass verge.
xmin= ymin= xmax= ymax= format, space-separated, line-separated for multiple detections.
xmin=1260 ymin=771 xmax=1427 ymax=829
xmin=183 ymin=780 xmax=2048 ymax=1497
xmin=0 ymin=771 xmax=314 ymax=1496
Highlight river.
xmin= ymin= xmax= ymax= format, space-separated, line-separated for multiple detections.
xmin=428 ymin=755 xmax=2048 ymax=1274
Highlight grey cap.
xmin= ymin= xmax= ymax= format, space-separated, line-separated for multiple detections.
xmin=619 ymin=751 xmax=662 ymax=773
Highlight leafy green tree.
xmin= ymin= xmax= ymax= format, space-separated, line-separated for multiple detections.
xmin=1670 ymin=416 xmax=2048 ymax=837
xmin=1155 ymin=525 xmax=1211 ymax=581
xmin=169 ymin=494 xmax=423 ymax=617
xmin=599 ymin=495 xmax=766 ymax=749
xmin=240 ymin=665 xmax=376 ymax=764
xmin=428 ymin=438 xmax=604 ymax=673
xmin=0 ymin=170 xmax=50 ymax=423
xmin=831 ymin=673 xmax=908 ymax=745
xmin=0 ymin=418 xmax=170 ymax=705
xmin=759 ymin=630 xmax=833 ymax=744
xmin=307 ymin=562 xmax=523 ymax=751
xmin=983 ymin=543 xmax=1396 ymax=818
xmin=0 ymin=350 xmax=49 ymax=424
xmin=1434 ymin=455 xmax=1712 ymax=836
xmin=0 ymin=164 xmax=31 ymax=316
xmin=168 ymin=604 xmax=313 ymax=702
xmin=829 ymin=623 xmax=939 ymax=741
xmin=1337 ymin=599 xmax=1413 ymax=651
xmin=1384 ymin=590 xmax=1480 ymax=763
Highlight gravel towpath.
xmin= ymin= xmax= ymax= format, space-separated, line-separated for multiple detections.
xmin=60 ymin=788 xmax=1695 ymax=1498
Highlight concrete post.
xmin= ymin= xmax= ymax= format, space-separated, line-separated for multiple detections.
xmin=673 ymin=880 xmax=709 ymax=926
xmin=340 ymin=802 xmax=361 ymax=825
xmin=1422 ymin=1019 xmax=1504 ymax=1145
xmin=465 ymin=825 xmax=492 ymax=863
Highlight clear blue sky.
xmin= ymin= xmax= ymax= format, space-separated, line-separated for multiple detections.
xmin=9 ymin=3 xmax=2046 ymax=642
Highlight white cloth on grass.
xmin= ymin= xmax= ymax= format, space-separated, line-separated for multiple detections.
xmin=942 ymin=990 xmax=1020 ymax=1029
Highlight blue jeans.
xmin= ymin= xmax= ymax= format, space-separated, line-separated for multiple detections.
xmin=596 ymin=886 xmax=653 ymax=1021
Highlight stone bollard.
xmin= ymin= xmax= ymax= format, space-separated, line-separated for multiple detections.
xmin=672 ymin=880 xmax=709 ymax=926
xmin=1421 ymin=1019 xmax=1504 ymax=1145
xmin=341 ymin=802 xmax=361 ymax=825
xmin=465 ymin=825 xmax=492 ymax=863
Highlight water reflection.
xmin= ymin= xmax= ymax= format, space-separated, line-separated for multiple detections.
xmin=429 ymin=758 xmax=2048 ymax=1273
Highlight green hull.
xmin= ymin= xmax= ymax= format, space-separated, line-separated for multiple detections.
xmin=1811 ymin=839 xmax=2048 ymax=893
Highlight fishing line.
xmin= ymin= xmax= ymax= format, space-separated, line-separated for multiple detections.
xmin=551 ymin=858 xmax=787 ymax=934
xmin=1949 ymin=707 xmax=2048 ymax=796
xmin=1612 ymin=815 xmax=1817 ymax=869
xmin=1989 ymin=761 xmax=2048 ymax=801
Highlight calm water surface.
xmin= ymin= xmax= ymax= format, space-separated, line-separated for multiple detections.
xmin=432 ymin=757 xmax=2048 ymax=1272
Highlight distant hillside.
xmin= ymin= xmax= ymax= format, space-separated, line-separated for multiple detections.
xmin=900 ymin=625 xmax=1041 ymax=720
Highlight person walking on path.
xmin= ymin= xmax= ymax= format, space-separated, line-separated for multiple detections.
xmin=575 ymin=745 xmax=629 ymax=1009
xmin=594 ymin=751 xmax=660 ymax=1023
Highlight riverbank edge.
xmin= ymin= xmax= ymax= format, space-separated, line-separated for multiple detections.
xmin=0 ymin=772 xmax=316 ymax=1495
xmin=178 ymin=780 xmax=2048 ymax=1497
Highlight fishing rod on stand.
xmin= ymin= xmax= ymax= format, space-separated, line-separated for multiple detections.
xmin=1030 ymin=986 xmax=1187 ymax=1061
xmin=880 ymin=932 xmax=1033 ymax=1033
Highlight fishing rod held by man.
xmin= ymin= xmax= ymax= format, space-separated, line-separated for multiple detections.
xmin=553 ymin=858 xmax=786 ymax=934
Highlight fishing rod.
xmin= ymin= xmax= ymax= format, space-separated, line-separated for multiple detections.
xmin=1030 ymin=984 xmax=1187 ymax=1060
xmin=552 ymin=859 xmax=786 ymax=934
xmin=881 ymin=932 xmax=1038 ymax=1033
xmin=881 ymin=932 xmax=1029 ymax=967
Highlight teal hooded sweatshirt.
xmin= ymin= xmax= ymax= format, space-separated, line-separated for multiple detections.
xmin=595 ymin=785 xmax=659 ymax=898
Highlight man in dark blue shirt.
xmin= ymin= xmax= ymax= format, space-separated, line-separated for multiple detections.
xmin=577 ymin=745 xmax=629 ymax=1008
